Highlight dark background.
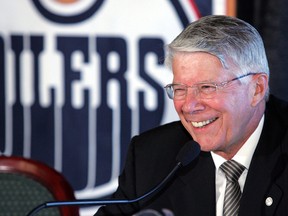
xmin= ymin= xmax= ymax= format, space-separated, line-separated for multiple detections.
xmin=238 ymin=0 xmax=288 ymax=101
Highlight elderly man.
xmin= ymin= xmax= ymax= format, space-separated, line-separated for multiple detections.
xmin=95 ymin=15 xmax=288 ymax=216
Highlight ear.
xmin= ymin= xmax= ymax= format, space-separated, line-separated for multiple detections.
xmin=251 ymin=73 xmax=268 ymax=106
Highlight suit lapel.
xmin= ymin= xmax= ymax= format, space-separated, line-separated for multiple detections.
xmin=239 ymin=106 xmax=287 ymax=216
xmin=169 ymin=152 xmax=216 ymax=216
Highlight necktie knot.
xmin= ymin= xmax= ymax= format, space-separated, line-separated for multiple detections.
xmin=220 ymin=160 xmax=245 ymax=182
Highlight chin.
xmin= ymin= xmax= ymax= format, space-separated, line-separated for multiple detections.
xmin=195 ymin=140 xmax=218 ymax=152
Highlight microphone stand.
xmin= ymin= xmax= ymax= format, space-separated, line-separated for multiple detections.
xmin=27 ymin=162 xmax=182 ymax=216
xmin=27 ymin=140 xmax=200 ymax=216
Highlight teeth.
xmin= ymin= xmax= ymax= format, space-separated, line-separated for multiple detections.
xmin=191 ymin=118 xmax=216 ymax=128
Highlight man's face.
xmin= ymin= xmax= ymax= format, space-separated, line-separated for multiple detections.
xmin=172 ymin=52 xmax=261 ymax=159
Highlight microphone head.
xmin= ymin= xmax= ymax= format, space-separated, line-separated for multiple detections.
xmin=176 ymin=140 xmax=201 ymax=167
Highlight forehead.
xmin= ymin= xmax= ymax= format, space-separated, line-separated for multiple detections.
xmin=172 ymin=52 xmax=231 ymax=83
xmin=172 ymin=51 xmax=223 ymax=67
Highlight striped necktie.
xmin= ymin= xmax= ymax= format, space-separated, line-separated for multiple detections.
xmin=220 ymin=160 xmax=245 ymax=216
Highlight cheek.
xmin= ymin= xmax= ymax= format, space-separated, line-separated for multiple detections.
xmin=220 ymin=96 xmax=249 ymax=134
xmin=173 ymin=100 xmax=182 ymax=113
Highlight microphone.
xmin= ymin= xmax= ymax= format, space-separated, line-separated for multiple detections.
xmin=26 ymin=140 xmax=200 ymax=216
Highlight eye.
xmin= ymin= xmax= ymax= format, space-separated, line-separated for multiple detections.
xmin=173 ymin=85 xmax=186 ymax=96
xmin=199 ymin=84 xmax=217 ymax=94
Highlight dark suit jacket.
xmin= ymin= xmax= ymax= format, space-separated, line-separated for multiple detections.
xmin=95 ymin=95 xmax=288 ymax=216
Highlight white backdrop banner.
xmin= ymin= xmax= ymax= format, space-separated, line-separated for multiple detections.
xmin=0 ymin=0 xmax=229 ymax=215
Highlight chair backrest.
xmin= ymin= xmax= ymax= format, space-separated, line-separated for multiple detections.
xmin=0 ymin=156 xmax=79 ymax=216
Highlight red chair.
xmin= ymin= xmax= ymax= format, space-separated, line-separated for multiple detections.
xmin=0 ymin=156 xmax=79 ymax=216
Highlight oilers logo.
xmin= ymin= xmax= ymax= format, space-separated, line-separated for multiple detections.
xmin=0 ymin=0 xmax=229 ymax=215
xmin=32 ymin=0 xmax=105 ymax=23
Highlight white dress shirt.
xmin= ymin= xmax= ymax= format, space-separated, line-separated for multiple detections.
xmin=211 ymin=115 xmax=264 ymax=216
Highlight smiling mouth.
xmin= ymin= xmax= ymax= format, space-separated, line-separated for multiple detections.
xmin=191 ymin=117 xmax=218 ymax=128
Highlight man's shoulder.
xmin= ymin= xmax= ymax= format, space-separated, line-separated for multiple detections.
xmin=141 ymin=121 xmax=187 ymax=135
xmin=267 ymin=95 xmax=288 ymax=150
xmin=267 ymin=95 xmax=288 ymax=124
xmin=131 ymin=121 xmax=192 ymax=153
xmin=135 ymin=121 xmax=190 ymax=142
